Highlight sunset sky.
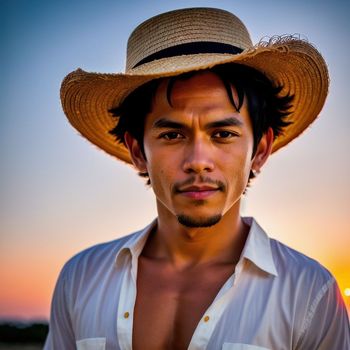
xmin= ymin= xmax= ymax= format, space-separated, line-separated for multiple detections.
xmin=1 ymin=0 xmax=349 ymax=320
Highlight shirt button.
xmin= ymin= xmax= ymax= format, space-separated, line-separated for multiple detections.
xmin=124 ymin=312 xmax=130 ymax=319
xmin=204 ymin=315 xmax=210 ymax=322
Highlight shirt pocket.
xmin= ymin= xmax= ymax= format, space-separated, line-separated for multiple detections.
xmin=76 ymin=337 xmax=106 ymax=350
xmin=222 ymin=344 xmax=270 ymax=350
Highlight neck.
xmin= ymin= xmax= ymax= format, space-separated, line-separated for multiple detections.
xmin=142 ymin=201 xmax=249 ymax=269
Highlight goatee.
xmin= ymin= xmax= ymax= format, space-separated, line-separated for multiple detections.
xmin=177 ymin=214 xmax=222 ymax=228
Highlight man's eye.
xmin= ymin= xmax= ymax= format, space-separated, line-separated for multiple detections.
xmin=212 ymin=131 xmax=236 ymax=139
xmin=161 ymin=132 xmax=183 ymax=140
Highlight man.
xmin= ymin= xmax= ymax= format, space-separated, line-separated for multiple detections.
xmin=45 ymin=7 xmax=349 ymax=349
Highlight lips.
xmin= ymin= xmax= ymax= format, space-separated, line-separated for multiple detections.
xmin=177 ymin=185 xmax=220 ymax=200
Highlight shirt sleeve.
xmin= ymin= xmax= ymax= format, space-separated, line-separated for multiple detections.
xmin=44 ymin=264 xmax=76 ymax=350
xmin=296 ymin=278 xmax=350 ymax=350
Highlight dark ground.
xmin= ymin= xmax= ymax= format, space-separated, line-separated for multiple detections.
xmin=0 ymin=322 xmax=47 ymax=349
xmin=0 ymin=344 xmax=42 ymax=350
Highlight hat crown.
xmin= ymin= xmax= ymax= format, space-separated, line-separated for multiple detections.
xmin=126 ymin=7 xmax=253 ymax=72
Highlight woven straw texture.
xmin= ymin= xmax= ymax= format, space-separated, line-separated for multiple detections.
xmin=60 ymin=7 xmax=329 ymax=164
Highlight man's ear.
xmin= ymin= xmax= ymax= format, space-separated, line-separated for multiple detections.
xmin=251 ymin=127 xmax=274 ymax=172
xmin=124 ymin=132 xmax=147 ymax=172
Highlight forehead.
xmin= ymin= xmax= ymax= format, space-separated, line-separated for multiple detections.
xmin=152 ymin=70 xmax=237 ymax=112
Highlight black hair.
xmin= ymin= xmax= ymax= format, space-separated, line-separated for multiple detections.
xmin=109 ymin=63 xmax=293 ymax=182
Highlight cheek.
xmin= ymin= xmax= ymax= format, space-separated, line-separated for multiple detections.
xmin=145 ymin=151 xmax=174 ymax=192
xmin=237 ymin=137 xmax=254 ymax=172
xmin=222 ymin=146 xmax=253 ymax=189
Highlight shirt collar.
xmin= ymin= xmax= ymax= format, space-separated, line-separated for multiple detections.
xmin=240 ymin=217 xmax=278 ymax=277
xmin=114 ymin=217 xmax=278 ymax=277
xmin=114 ymin=219 xmax=157 ymax=268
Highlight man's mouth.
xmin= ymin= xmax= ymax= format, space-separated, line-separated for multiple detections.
xmin=173 ymin=176 xmax=226 ymax=200
xmin=176 ymin=184 xmax=221 ymax=200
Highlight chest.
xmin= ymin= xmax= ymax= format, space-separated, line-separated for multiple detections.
xmin=132 ymin=259 xmax=235 ymax=350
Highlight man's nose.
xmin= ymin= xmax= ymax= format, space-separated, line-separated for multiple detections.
xmin=182 ymin=137 xmax=214 ymax=174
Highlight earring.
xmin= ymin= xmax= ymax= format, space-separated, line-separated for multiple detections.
xmin=251 ymin=168 xmax=260 ymax=177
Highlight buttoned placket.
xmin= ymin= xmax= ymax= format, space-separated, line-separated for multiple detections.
xmin=116 ymin=251 xmax=136 ymax=350
xmin=187 ymin=260 xmax=245 ymax=349
xmin=116 ymin=224 xmax=154 ymax=350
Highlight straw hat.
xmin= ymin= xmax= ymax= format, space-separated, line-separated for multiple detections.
xmin=60 ymin=7 xmax=329 ymax=163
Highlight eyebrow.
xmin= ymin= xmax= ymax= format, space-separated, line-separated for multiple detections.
xmin=152 ymin=116 xmax=243 ymax=130
xmin=205 ymin=117 xmax=243 ymax=129
xmin=153 ymin=118 xmax=184 ymax=129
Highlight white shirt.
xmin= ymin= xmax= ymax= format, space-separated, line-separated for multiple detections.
xmin=44 ymin=217 xmax=350 ymax=350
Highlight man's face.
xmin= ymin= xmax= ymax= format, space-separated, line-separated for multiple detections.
xmin=127 ymin=71 xmax=271 ymax=228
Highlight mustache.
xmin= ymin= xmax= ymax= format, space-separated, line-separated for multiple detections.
xmin=173 ymin=176 xmax=226 ymax=193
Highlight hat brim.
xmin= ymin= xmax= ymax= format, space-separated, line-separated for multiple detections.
xmin=60 ymin=36 xmax=329 ymax=164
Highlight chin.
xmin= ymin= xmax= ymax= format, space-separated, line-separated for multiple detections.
xmin=176 ymin=214 xmax=222 ymax=228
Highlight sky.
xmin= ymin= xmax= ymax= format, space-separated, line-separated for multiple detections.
xmin=1 ymin=0 xmax=349 ymax=320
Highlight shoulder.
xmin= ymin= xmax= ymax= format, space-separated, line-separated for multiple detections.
xmin=270 ymin=238 xmax=332 ymax=279
xmin=246 ymin=217 xmax=334 ymax=287
xmin=268 ymin=242 xmax=350 ymax=347
xmin=58 ymin=227 xmax=145 ymax=282
xmin=270 ymin=238 xmax=334 ymax=285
